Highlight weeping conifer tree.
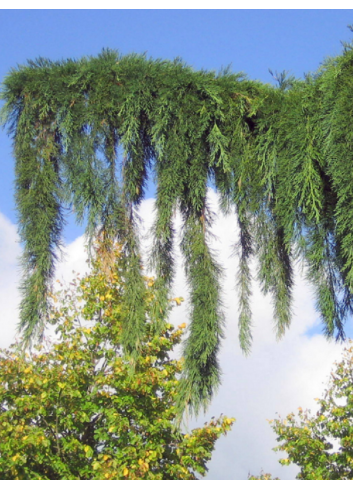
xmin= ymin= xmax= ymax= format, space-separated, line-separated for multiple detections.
xmin=2 ymin=39 xmax=353 ymax=414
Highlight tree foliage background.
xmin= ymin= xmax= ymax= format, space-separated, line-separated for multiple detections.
xmin=265 ymin=342 xmax=353 ymax=480
xmin=0 ymin=245 xmax=234 ymax=480
xmin=3 ymin=35 xmax=353 ymax=412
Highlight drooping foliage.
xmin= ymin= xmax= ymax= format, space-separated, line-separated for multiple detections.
xmin=3 ymin=39 xmax=353 ymax=413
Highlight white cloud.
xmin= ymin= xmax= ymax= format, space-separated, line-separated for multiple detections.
xmin=56 ymin=234 xmax=90 ymax=281
xmin=0 ymin=194 xmax=350 ymax=480
xmin=0 ymin=218 xmax=89 ymax=348
xmin=138 ymin=190 xmax=348 ymax=480
xmin=0 ymin=213 xmax=21 ymax=348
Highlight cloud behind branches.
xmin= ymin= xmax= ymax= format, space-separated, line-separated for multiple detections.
xmin=0 ymin=191 xmax=349 ymax=479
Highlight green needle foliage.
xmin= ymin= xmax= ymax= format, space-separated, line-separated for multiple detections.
xmin=3 ymin=35 xmax=353 ymax=412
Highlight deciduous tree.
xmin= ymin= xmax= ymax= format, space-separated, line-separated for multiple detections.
xmin=0 ymin=245 xmax=234 ymax=480
xmin=270 ymin=342 xmax=353 ymax=480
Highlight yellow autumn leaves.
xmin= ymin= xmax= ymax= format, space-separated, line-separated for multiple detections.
xmin=0 ymin=242 xmax=236 ymax=480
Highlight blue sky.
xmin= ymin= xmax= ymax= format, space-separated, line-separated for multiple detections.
xmin=1 ymin=10 xmax=353 ymax=480
xmin=1 ymin=10 xmax=353 ymax=229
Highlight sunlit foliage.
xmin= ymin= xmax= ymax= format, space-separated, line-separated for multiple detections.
xmin=0 ymin=246 xmax=234 ymax=479
xmin=271 ymin=342 xmax=353 ymax=480
xmin=3 ymin=36 xmax=353 ymax=411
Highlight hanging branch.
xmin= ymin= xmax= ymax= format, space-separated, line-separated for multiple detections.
xmin=16 ymin=124 xmax=65 ymax=345
xmin=235 ymin=212 xmax=253 ymax=354
xmin=179 ymin=202 xmax=224 ymax=415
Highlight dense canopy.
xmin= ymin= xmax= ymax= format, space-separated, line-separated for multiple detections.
xmin=2 ymin=39 xmax=353 ymax=412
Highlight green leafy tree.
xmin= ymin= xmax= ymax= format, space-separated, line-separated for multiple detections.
xmin=270 ymin=342 xmax=353 ymax=480
xmin=3 ymin=33 xmax=353 ymax=411
xmin=248 ymin=472 xmax=279 ymax=480
xmin=0 ymin=245 xmax=234 ymax=480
